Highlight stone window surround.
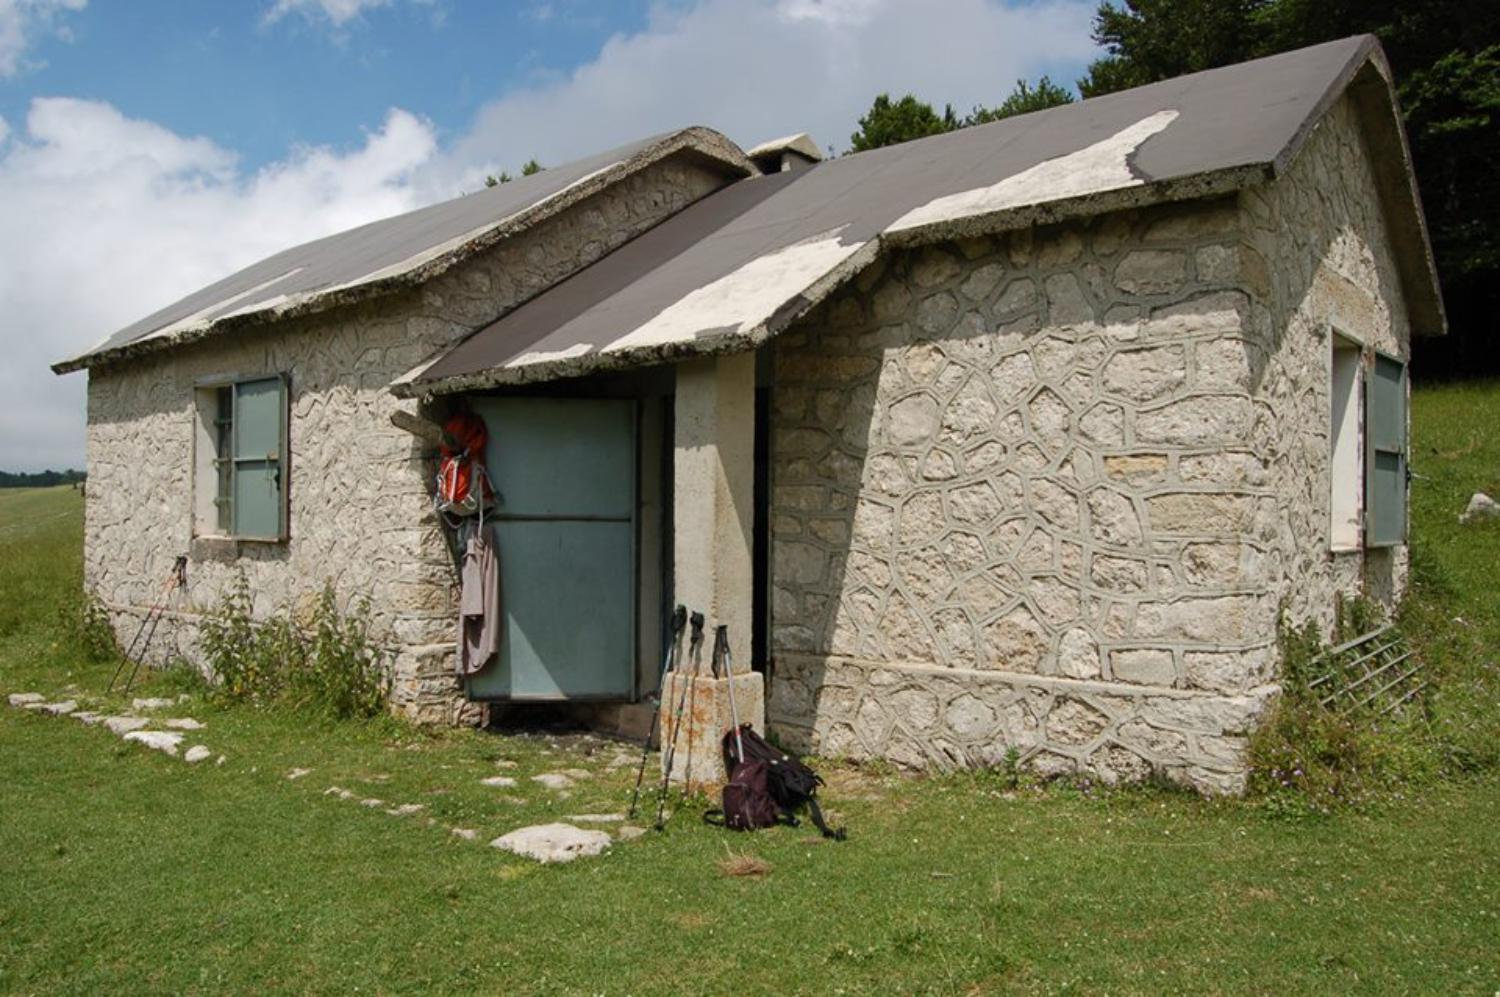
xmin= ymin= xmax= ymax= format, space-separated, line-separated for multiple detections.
xmin=1328 ymin=326 xmax=1365 ymax=553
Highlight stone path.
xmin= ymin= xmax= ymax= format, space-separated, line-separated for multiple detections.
xmin=7 ymin=688 xmax=645 ymax=865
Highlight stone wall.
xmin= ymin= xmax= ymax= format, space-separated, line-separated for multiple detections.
xmin=1242 ymin=94 xmax=1411 ymax=630
xmin=83 ymin=155 xmax=727 ymax=724
xmin=766 ymin=96 xmax=1410 ymax=791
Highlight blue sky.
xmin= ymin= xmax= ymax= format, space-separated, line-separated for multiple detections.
xmin=0 ymin=0 xmax=1099 ymax=471
xmin=0 ymin=2 xmax=663 ymax=174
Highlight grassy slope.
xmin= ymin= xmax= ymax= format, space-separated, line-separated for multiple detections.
xmin=2 ymin=377 xmax=1499 ymax=996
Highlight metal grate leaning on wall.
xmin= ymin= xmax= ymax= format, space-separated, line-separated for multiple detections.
xmin=1305 ymin=625 xmax=1425 ymax=717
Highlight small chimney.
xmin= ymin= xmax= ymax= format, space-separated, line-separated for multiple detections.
xmin=745 ymin=133 xmax=823 ymax=174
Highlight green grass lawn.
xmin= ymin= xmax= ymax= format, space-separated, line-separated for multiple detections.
xmin=2 ymin=382 xmax=1499 ymax=994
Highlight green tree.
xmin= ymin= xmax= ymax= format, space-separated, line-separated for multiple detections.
xmin=1079 ymin=0 xmax=1265 ymax=97
xmin=483 ymin=172 xmax=512 ymax=187
xmin=848 ymin=93 xmax=958 ymax=152
xmin=965 ymin=76 xmax=1075 ymax=126
xmin=521 ymin=158 xmax=544 ymax=176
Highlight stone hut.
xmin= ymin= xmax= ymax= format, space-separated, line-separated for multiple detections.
xmin=54 ymin=36 xmax=1443 ymax=793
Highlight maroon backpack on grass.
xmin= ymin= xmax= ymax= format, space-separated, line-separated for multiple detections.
xmin=705 ymin=725 xmax=847 ymax=840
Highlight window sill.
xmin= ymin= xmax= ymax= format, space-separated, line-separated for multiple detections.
xmin=191 ymin=535 xmax=288 ymax=561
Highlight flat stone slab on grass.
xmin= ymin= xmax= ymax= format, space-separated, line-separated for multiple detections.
xmin=131 ymin=697 xmax=177 ymax=711
xmin=385 ymin=803 xmax=426 ymax=817
xmin=73 ymin=711 xmax=103 ymax=725
xmin=480 ymin=776 xmax=517 ymax=788
xmin=164 ymin=718 xmax=205 ymax=730
xmin=7 ymin=693 xmax=44 ymax=707
xmin=490 ymin=823 xmax=612 ymax=864
xmin=1460 ymin=492 xmax=1499 ymax=524
xmin=531 ymin=773 xmax=574 ymax=790
xmin=103 ymin=716 xmax=150 ymax=735
xmin=451 ymin=828 xmax=478 ymax=841
xmin=183 ymin=745 xmax=212 ymax=764
xmin=123 ymin=730 xmax=184 ymax=756
xmin=38 ymin=700 xmax=79 ymax=716
xmin=567 ymin=813 xmax=624 ymax=824
xmin=286 ymin=768 xmax=313 ymax=780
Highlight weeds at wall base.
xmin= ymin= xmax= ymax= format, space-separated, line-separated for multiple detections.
xmin=198 ymin=571 xmax=389 ymax=721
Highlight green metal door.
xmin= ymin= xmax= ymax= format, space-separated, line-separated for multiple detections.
xmin=465 ymin=397 xmax=636 ymax=700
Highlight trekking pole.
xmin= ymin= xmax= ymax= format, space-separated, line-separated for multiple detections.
xmin=110 ymin=555 xmax=187 ymax=694
xmin=679 ymin=612 xmax=706 ymax=799
xmin=628 ymin=605 xmax=686 ymax=819
xmin=717 ymin=624 xmax=746 ymax=767
xmin=655 ymin=610 xmax=705 ymax=830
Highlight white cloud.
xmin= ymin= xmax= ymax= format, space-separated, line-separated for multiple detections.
xmin=262 ymin=0 xmax=391 ymax=27
xmin=0 ymin=114 xmax=9 ymax=146
xmin=0 ymin=99 xmax=435 ymax=470
xmin=0 ymin=0 xmax=86 ymax=77
xmin=0 ymin=0 xmax=1096 ymax=470
xmin=424 ymin=0 xmax=1096 ymax=193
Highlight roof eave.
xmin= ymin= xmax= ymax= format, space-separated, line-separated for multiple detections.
xmin=52 ymin=126 xmax=756 ymax=376
xmin=393 ymin=168 xmax=1274 ymax=398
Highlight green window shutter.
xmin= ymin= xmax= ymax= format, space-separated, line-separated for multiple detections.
xmin=1364 ymin=353 xmax=1407 ymax=548
xmin=232 ymin=376 xmax=287 ymax=540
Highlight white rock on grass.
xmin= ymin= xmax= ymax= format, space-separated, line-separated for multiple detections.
xmin=131 ymin=697 xmax=176 ymax=711
xmin=323 ymin=786 xmax=358 ymax=801
xmin=451 ymin=828 xmax=478 ymax=841
xmin=385 ymin=803 xmax=426 ymax=817
xmin=7 ymin=693 xmax=44 ymax=707
xmin=183 ymin=745 xmax=212 ymax=764
xmin=1460 ymin=492 xmax=1500 ymax=524
xmin=567 ymin=813 xmax=625 ymax=824
xmin=359 ymin=798 xmax=385 ymax=808
xmin=39 ymin=701 xmax=79 ymax=716
xmin=73 ymin=712 xmax=103 ymax=725
xmin=490 ymin=823 xmax=612 ymax=864
xmin=123 ymin=730 xmax=184 ymax=756
xmin=286 ymin=768 xmax=312 ymax=780
xmin=480 ymin=776 xmax=517 ymax=788
xmin=531 ymin=773 xmax=574 ymax=790
xmin=560 ymin=768 xmax=593 ymax=780
xmin=104 ymin=716 xmax=149 ymax=736
xmin=164 ymin=718 xmax=205 ymax=730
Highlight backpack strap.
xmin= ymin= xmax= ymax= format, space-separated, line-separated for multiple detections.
xmin=805 ymin=796 xmax=847 ymax=841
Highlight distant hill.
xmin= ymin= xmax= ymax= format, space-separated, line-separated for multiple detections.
xmin=0 ymin=469 xmax=86 ymax=489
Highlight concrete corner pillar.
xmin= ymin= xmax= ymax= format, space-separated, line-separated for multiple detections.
xmin=663 ymin=350 xmax=765 ymax=790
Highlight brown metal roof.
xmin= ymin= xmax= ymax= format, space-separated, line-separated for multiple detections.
xmin=398 ymin=35 xmax=1442 ymax=396
xmin=52 ymin=127 xmax=753 ymax=374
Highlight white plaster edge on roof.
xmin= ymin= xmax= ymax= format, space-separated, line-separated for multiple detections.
xmin=886 ymin=109 xmax=1180 ymax=234
xmin=127 ymin=165 xmax=627 ymax=354
xmin=55 ymin=127 xmax=754 ymax=374
xmin=594 ymin=228 xmax=865 ymax=357
xmin=745 ymin=132 xmax=823 ymax=163
xmin=506 ymin=342 xmax=594 ymax=369
xmin=80 ymin=267 xmax=307 ymax=356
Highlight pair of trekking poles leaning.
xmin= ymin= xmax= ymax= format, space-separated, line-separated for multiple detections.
xmin=626 ymin=606 xmax=846 ymax=841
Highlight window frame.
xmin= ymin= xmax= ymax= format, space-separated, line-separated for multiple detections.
xmin=1328 ymin=331 xmax=1365 ymax=552
xmin=193 ymin=373 xmax=290 ymax=543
